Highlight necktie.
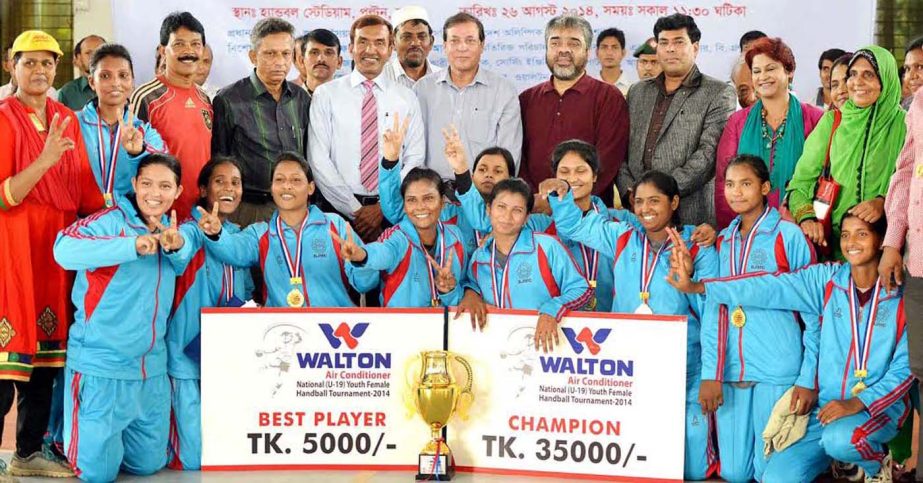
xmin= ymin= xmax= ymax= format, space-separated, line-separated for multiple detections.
xmin=359 ymin=79 xmax=379 ymax=192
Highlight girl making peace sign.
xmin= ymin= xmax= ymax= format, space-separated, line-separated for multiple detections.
xmin=53 ymin=154 xmax=193 ymax=482
xmin=342 ymin=113 xmax=467 ymax=308
xmin=197 ymin=151 xmax=375 ymax=307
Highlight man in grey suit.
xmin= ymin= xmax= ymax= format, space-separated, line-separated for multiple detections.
xmin=617 ymin=13 xmax=735 ymax=225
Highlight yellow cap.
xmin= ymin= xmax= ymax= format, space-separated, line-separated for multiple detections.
xmin=11 ymin=30 xmax=64 ymax=58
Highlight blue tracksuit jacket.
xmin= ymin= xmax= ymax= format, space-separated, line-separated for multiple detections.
xmin=53 ymin=196 xmax=193 ymax=380
xmin=350 ymin=218 xmax=466 ymax=307
xmin=205 ymin=206 xmax=376 ymax=307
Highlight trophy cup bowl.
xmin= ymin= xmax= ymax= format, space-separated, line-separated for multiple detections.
xmin=411 ymin=350 xmax=473 ymax=480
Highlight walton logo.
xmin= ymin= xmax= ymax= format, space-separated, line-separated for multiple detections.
xmin=561 ymin=327 xmax=611 ymax=356
xmin=319 ymin=322 xmax=369 ymax=350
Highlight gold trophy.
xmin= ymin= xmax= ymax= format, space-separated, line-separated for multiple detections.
xmin=410 ymin=350 xmax=473 ymax=480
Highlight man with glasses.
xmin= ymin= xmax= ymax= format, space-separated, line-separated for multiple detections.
xmin=211 ymin=17 xmax=310 ymax=226
xmin=413 ymin=12 xmax=522 ymax=179
xmin=519 ymin=15 xmax=628 ymax=206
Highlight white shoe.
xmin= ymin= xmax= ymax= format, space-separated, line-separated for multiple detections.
xmin=0 ymin=459 xmax=20 ymax=483
xmin=832 ymin=460 xmax=866 ymax=482
xmin=865 ymin=453 xmax=894 ymax=483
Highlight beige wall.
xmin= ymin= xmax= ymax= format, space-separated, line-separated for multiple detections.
xmin=72 ymin=0 xmax=113 ymax=76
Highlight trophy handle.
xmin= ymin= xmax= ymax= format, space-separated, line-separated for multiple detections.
xmin=451 ymin=354 xmax=473 ymax=395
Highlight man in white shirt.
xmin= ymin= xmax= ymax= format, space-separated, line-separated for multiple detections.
xmin=309 ymin=14 xmax=425 ymax=242
xmin=385 ymin=6 xmax=442 ymax=89
xmin=413 ymin=12 xmax=522 ymax=179
xmin=596 ymin=27 xmax=631 ymax=96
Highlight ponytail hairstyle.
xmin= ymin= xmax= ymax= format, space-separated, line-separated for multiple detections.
xmin=196 ymin=156 xmax=243 ymax=208
xmin=632 ymin=170 xmax=681 ymax=227
xmin=137 ymin=152 xmax=182 ymax=185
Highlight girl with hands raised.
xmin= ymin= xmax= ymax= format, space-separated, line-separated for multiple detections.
xmin=669 ymin=209 xmax=910 ymax=483
xmin=167 ymin=157 xmax=253 ymax=470
xmin=547 ymin=169 xmax=718 ymax=481
xmin=53 ymin=154 xmax=196 ymax=482
xmin=343 ymin=168 xmax=466 ymax=308
xmin=669 ymin=155 xmax=826 ymax=483
xmin=79 ymin=43 xmax=165 ymax=208
xmin=199 ymin=152 xmax=374 ymax=308
xmin=1 ymin=32 xmax=106 ymax=478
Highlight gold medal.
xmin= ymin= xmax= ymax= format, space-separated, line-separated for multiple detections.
xmin=287 ymin=289 xmax=304 ymax=307
xmin=851 ymin=380 xmax=867 ymax=397
xmin=431 ymin=298 xmax=440 ymax=307
xmin=640 ymin=291 xmax=650 ymax=303
xmin=589 ymin=280 xmax=597 ymax=289
xmin=103 ymin=193 xmax=113 ymax=207
xmin=587 ymin=297 xmax=598 ymax=310
xmin=731 ymin=306 xmax=746 ymax=328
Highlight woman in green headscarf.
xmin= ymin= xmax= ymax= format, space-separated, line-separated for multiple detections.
xmin=787 ymin=46 xmax=906 ymax=260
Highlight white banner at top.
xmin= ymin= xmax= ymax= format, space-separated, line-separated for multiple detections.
xmin=112 ymin=0 xmax=875 ymax=97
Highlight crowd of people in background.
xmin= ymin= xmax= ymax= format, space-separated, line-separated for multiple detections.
xmin=1 ymin=6 xmax=923 ymax=483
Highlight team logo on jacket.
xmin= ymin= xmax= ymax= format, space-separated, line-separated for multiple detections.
xmin=311 ymin=238 xmax=327 ymax=258
xmin=201 ymin=109 xmax=213 ymax=130
xmin=516 ymin=263 xmax=532 ymax=283
xmin=749 ymin=249 xmax=768 ymax=271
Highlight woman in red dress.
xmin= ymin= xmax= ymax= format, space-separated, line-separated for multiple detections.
xmin=0 ymin=30 xmax=102 ymax=477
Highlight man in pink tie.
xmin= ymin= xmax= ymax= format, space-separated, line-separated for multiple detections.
xmin=308 ymin=14 xmax=425 ymax=242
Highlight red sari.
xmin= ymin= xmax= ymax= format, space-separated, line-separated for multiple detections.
xmin=0 ymin=96 xmax=102 ymax=380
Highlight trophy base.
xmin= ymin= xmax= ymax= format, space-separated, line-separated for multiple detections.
xmin=416 ymin=454 xmax=454 ymax=481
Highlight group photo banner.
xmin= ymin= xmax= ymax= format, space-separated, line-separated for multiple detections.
xmin=200 ymin=307 xmax=688 ymax=481
xmin=111 ymin=0 xmax=876 ymax=98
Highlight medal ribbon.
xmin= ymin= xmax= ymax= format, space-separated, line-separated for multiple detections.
xmin=580 ymin=204 xmax=601 ymax=283
xmin=96 ymin=119 xmax=122 ymax=205
xmin=729 ymin=206 xmax=771 ymax=276
xmin=220 ymin=264 xmax=234 ymax=304
xmin=848 ymin=277 xmax=882 ymax=380
xmin=275 ymin=213 xmax=310 ymax=285
xmin=425 ymin=223 xmax=448 ymax=304
xmin=639 ymin=234 xmax=672 ymax=298
xmin=490 ymin=241 xmax=512 ymax=309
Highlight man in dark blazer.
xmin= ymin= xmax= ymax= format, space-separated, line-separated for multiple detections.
xmin=617 ymin=13 xmax=735 ymax=225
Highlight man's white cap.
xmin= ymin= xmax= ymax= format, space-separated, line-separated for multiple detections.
xmin=391 ymin=6 xmax=430 ymax=28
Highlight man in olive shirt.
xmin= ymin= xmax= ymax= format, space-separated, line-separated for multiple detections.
xmin=57 ymin=34 xmax=105 ymax=110
xmin=212 ymin=17 xmax=310 ymax=226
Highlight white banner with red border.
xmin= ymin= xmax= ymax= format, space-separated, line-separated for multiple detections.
xmin=200 ymin=307 xmax=686 ymax=481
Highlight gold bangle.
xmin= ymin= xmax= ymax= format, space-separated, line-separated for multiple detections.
xmin=2 ymin=178 xmax=19 ymax=207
